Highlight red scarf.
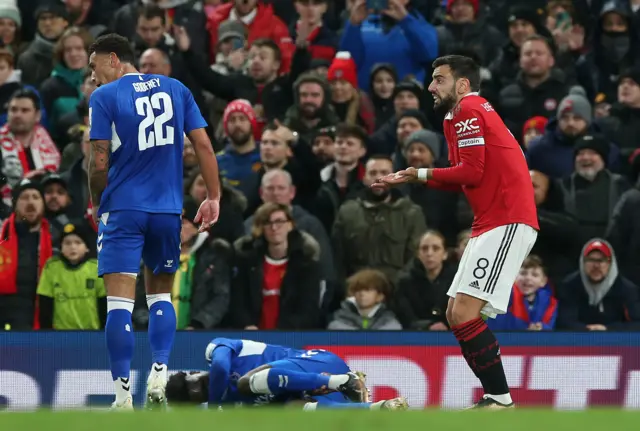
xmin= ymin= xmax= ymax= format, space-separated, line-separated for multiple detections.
xmin=0 ymin=214 xmax=53 ymax=329
xmin=0 ymin=124 xmax=61 ymax=174
xmin=86 ymin=201 xmax=98 ymax=232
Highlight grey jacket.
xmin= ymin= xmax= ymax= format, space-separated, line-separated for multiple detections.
xmin=327 ymin=298 xmax=402 ymax=330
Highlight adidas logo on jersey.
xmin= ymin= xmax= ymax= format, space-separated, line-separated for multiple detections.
xmin=469 ymin=280 xmax=480 ymax=289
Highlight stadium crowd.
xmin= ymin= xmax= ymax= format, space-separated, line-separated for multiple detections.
xmin=0 ymin=0 xmax=639 ymax=332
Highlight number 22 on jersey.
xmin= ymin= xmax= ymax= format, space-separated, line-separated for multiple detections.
xmin=136 ymin=92 xmax=174 ymax=151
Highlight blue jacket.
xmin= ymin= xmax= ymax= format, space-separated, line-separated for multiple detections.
xmin=216 ymin=143 xmax=262 ymax=198
xmin=488 ymin=285 xmax=558 ymax=331
xmin=340 ymin=12 xmax=438 ymax=90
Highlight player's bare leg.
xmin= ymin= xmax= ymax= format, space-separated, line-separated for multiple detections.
xmin=104 ymin=273 xmax=137 ymax=410
xmin=144 ymin=269 xmax=177 ymax=409
xmin=447 ymin=294 xmax=514 ymax=409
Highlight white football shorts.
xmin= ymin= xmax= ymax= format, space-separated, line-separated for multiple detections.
xmin=447 ymin=223 xmax=538 ymax=318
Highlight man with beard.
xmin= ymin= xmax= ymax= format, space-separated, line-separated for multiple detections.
xmin=374 ymin=55 xmax=539 ymax=409
xmin=332 ymin=155 xmax=425 ymax=281
xmin=216 ymin=100 xmax=262 ymax=198
xmin=0 ymin=179 xmax=53 ymax=330
xmin=558 ymin=134 xmax=630 ymax=246
xmin=528 ymin=92 xmax=620 ymax=179
xmin=283 ymin=73 xmax=340 ymax=144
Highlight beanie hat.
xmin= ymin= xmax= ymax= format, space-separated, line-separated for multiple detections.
xmin=447 ymin=0 xmax=479 ymax=16
xmin=222 ymin=99 xmax=259 ymax=141
xmin=619 ymin=67 xmax=640 ymax=87
xmin=574 ymin=134 xmax=609 ymax=163
xmin=35 ymin=1 xmax=69 ymax=22
xmin=218 ymin=20 xmax=246 ymax=45
xmin=327 ymin=51 xmax=358 ymax=89
xmin=60 ymin=222 xmax=91 ymax=248
xmin=557 ymin=94 xmax=592 ymax=125
xmin=392 ymin=79 xmax=424 ymax=105
xmin=398 ymin=109 xmax=429 ymax=129
xmin=41 ymin=172 xmax=68 ymax=191
xmin=0 ymin=0 xmax=20 ymax=28
xmin=12 ymin=178 xmax=42 ymax=208
xmin=523 ymin=116 xmax=548 ymax=137
xmin=403 ymin=129 xmax=441 ymax=160
xmin=370 ymin=63 xmax=398 ymax=83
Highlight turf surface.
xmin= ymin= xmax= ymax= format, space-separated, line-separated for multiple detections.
xmin=0 ymin=409 xmax=638 ymax=431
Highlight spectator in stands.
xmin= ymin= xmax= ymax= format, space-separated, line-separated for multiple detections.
xmin=63 ymin=0 xmax=114 ymax=39
xmin=326 ymin=52 xmax=375 ymax=134
xmin=18 ymin=2 xmax=69 ymax=87
xmin=393 ymin=230 xmax=453 ymax=330
xmin=56 ymin=69 xmax=94 ymax=150
xmin=209 ymin=20 xmax=248 ymax=76
xmin=132 ymin=4 xmax=177 ymax=60
xmin=40 ymin=27 xmax=92 ymax=143
xmin=0 ymin=47 xmax=41 ymax=127
xmin=369 ymin=63 xmax=397 ymax=130
xmin=527 ymin=93 xmax=620 ymax=179
xmin=133 ymin=199 xmax=232 ymax=330
xmin=497 ymin=34 xmax=573 ymax=142
xmin=557 ymin=238 xmax=640 ymax=330
xmin=399 ymin=129 xmax=459 ymax=243
xmin=231 ymin=202 xmax=322 ymax=330
xmin=328 ymin=268 xmax=402 ymax=330
xmin=314 ymin=123 xmax=366 ymax=233
xmin=0 ymin=0 xmax=26 ymax=58
xmin=454 ymin=229 xmax=470 ymax=263
xmin=522 ymin=116 xmax=548 ymax=149
xmin=391 ymin=109 xmax=433 ymax=166
xmin=61 ymin=127 xmax=92 ymax=225
xmin=283 ymin=73 xmax=339 ymax=143
xmin=206 ymin=0 xmax=294 ymax=72
xmin=244 ymin=169 xmax=334 ymax=284
xmin=0 ymin=179 xmax=52 ymax=330
xmin=488 ymin=255 xmax=558 ymax=331
xmin=558 ymin=134 xmax=629 ymax=246
xmin=607 ymin=172 xmax=640 ymax=287
xmin=340 ymin=0 xmax=438 ymax=90
xmin=310 ymin=125 xmax=335 ymax=166
xmin=37 ymin=222 xmax=105 ymax=330
xmin=0 ymin=89 xmax=60 ymax=206
xmin=436 ymin=0 xmax=504 ymax=67
xmin=182 ymin=134 xmax=198 ymax=180
xmin=290 ymin=0 xmax=337 ymax=63
xmin=332 ymin=156 xmax=426 ymax=280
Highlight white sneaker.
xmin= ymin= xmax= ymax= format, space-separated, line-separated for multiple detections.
xmin=110 ymin=396 xmax=134 ymax=411
xmin=370 ymin=397 xmax=409 ymax=411
xmin=146 ymin=363 xmax=168 ymax=409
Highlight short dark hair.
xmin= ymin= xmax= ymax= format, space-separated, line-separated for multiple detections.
xmin=165 ymin=372 xmax=191 ymax=404
xmin=138 ymin=4 xmax=165 ymax=23
xmin=89 ymin=33 xmax=135 ymax=65
xmin=263 ymin=121 xmax=279 ymax=133
xmin=335 ymin=123 xmax=367 ymax=148
xmin=522 ymin=34 xmax=555 ymax=55
xmin=10 ymin=88 xmax=40 ymax=111
xmin=431 ymin=55 xmax=481 ymax=92
xmin=251 ymin=38 xmax=281 ymax=63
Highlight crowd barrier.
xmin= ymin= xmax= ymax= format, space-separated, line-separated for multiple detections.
xmin=0 ymin=331 xmax=639 ymax=410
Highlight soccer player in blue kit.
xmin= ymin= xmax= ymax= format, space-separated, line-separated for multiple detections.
xmin=165 ymin=338 xmax=408 ymax=411
xmin=87 ymin=34 xmax=221 ymax=410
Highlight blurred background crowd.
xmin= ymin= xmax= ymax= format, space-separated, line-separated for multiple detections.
xmin=0 ymin=0 xmax=639 ymax=332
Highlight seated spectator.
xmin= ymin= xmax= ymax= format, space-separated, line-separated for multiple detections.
xmin=0 ymin=48 xmax=47 ymax=128
xmin=326 ymin=52 xmax=375 ymax=134
xmin=37 ymin=222 xmax=105 ymax=330
xmin=488 ymin=255 xmax=558 ymax=331
xmin=133 ymin=199 xmax=232 ymax=330
xmin=0 ymin=179 xmax=52 ymax=330
xmin=63 ymin=0 xmax=114 ymax=39
xmin=290 ymin=0 xmax=337 ymax=63
xmin=310 ymin=126 xmax=335 ymax=166
xmin=522 ymin=116 xmax=548 ymax=149
xmin=0 ymin=0 xmax=26 ymax=58
xmin=56 ymin=69 xmax=94 ymax=150
xmin=393 ymin=230 xmax=454 ymax=330
xmin=230 ymin=202 xmax=322 ymax=330
xmin=453 ymin=229 xmax=471 ymax=264
xmin=209 ymin=20 xmax=249 ymax=76
xmin=327 ymin=268 xmax=402 ymax=330
xmin=369 ymin=63 xmax=397 ymax=129
xmin=557 ymin=238 xmax=640 ymax=331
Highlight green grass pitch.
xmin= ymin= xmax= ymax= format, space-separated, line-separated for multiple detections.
xmin=1 ymin=409 xmax=639 ymax=431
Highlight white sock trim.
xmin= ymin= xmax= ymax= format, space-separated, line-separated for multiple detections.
xmin=146 ymin=293 xmax=171 ymax=309
xmin=249 ymin=369 xmax=272 ymax=394
xmin=303 ymin=402 xmax=318 ymax=412
xmin=485 ymin=393 xmax=513 ymax=405
xmin=327 ymin=374 xmax=349 ymax=390
xmin=114 ymin=377 xmax=132 ymax=404
xmin=107 ymin=296 xmax=134 ymax=313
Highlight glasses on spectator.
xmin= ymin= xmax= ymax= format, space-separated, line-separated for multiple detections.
xmin=263 ymin=218 xmax=290 ymax=229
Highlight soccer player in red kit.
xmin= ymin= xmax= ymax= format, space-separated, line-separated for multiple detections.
xmin=372 ymin=55 xmax=539 ymax=409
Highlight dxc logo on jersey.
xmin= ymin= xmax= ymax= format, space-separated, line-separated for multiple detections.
xmin=455 ymin=118 xmax=479 ymax=134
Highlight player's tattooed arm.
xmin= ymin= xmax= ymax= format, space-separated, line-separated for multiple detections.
xmin=88 ymin=139 xmax=110 ymax=206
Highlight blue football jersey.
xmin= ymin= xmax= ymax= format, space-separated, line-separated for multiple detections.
xmin=89 ymin=73 xmax=207 ymax=216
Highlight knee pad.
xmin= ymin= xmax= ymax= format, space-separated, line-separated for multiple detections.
xmin=249 ymin=369 xmax=272 ymax=394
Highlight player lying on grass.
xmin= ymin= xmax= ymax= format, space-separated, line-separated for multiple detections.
xmin=165 ymin=338 xmax=408 ymax=411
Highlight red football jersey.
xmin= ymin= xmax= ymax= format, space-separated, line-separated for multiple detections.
xmin=429 ymin=93 xmax=539 ymax=236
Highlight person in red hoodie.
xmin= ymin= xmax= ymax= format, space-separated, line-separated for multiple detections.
xmin=207 ymin=0 xmax=294 ymax=73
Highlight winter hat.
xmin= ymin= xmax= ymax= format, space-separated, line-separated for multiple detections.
xmin=447 ymin=0 xmax=479 ymax=16
xmin=0 ymin=0 xmax=21 ymax=28
xmin=35 ymin=0 xmax=69 ymax=22
xmin=583 ymin=239 xmax=612 ymax=259
xmin=523 ymin=116 xmax=548 ymax=136
xmin=309 ymin=58 xmax=331 ymax=71
xmin=507 ymin=6 xmax=544 ymax=29
xmin=398 ymin=109 xmax=429 ymax=129
xmin=41 ymin=172 xmax=68 ymax=191
xmin=60 ymin=222 xmax=91 ymax=248
xmin=392 ymin=79 xmax=424 ymax=104
xmin=403 ymin=129 xmax=441 ymax=160
xmin=370 ymin=63 xmax=398 ymax=83
xmin=327 ymin=51 xmax=358 ymax=89
xmin=619 ymin=67 xmax=640 ymax=87
xmin=218 ymin=20 xmax=246 ymax=45
xmin=574 ymin=134 xmax=609 ymax=163
xmin=222 ymin=99 xmax=259 ymax=141
xmin=12 ymin=178 xmax=42 ymax=207
xmin=557 ymin=93 xmax=592 ymax=125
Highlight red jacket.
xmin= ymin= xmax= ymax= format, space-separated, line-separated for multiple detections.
xmin=207 ymin=2 xmax=294 ymax=73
